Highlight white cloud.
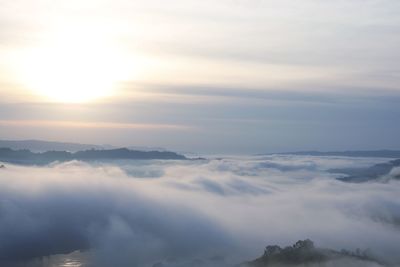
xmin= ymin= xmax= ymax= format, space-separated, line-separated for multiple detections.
xmin=0 ymin=156 xmax=399 ymax=266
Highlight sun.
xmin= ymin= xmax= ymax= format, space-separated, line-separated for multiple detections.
xmin=18 ymin=28 xmax=134 ymax=103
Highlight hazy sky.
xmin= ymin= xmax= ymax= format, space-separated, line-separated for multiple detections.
xmin=0 ymin=0 xmax=400 ymax=153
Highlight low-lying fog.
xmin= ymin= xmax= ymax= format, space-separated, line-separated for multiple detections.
xmin=0 ymin=155 xmax=399 ymax=267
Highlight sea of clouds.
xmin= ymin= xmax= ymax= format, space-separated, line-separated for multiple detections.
xmin=0 ymin=155 xmax=399 ymax=267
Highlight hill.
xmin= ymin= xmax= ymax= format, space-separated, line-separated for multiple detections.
xmin=0 ymin=147 xmax=186 ymax=165
xmin=330 ymin=159 xmax=400 ymax=183
xmin=269 ymin=150 xmax=400 ymax=158
xmin=242 ymin=240 xmax=385 ymax=267
xmin=0 ymin=139 xmax=105 ymax=152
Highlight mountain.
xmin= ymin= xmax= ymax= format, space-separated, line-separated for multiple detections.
xmin=0 ymin=147 xmax=186 ymax=165
xmin=73 ymin=148 xmax=186 ymax=160
xmin=330 ymin=159 xmax=400 ymax=183
xmin=242 ymin=239 xmax=385 ymax=267
xmin=0 ymin=139 xmax=168 ymax=153
xmin=268 ymin=150 xmax=400 ymax=158
xmin=0 ymin=140 xmax=105 ymax=152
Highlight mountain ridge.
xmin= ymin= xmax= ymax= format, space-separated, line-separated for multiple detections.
xmin=265 ymin=150 xmax=400 ymax=158
xmin=0 ymin=139 xmax=166 ymax=153
xmin=242 ymin=239 xmax=386 ymax=267
xmin=0 ymin=147 xmax=186 ymax=165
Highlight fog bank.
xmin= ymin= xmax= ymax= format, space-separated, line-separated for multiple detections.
xmin=0 ymin=155 xmax=399 ymax=266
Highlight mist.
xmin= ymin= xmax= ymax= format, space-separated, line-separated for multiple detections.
xmin=0 ymin=155 xmax=399 ymax=266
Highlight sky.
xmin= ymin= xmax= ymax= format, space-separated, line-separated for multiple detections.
xmin=0 ymin=0 xmax=400 ymax=154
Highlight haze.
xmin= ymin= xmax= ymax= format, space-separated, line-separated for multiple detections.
xmin=2 ymin=2 xmax=400 ymax=267
xmin=1 ymin=0 xmax=400 ymax=153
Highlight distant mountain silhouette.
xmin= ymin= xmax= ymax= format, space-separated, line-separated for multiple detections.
xmin=0 ymin=139 xmax=167 ymax=153
xmin=242 ymin=239 xmax=385 ymax=267
xmin=0 ymin=139 xmax=105 ymax=152
xmin=330 ymin=159 xmax=400 ymax=183
xmin=268 ymin=150 xmax=400 ymax=158
xmin=0 ymin=147 xmax=186 ymax=165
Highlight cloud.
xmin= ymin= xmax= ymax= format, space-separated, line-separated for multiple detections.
xmin=0 ymin=162 xmax=232 ymax=267
xmin=0 ymin=156 xmax=400 ymax=266
xmin=0 ymin=120 xmax=193 ymax=130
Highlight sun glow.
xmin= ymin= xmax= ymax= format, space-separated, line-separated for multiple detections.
xmin=18 ymin=27 xmax=135 ymax=103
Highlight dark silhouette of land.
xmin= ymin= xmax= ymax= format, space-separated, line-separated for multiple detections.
xmin=330 ymin=159 xmax=400 ymax=182
xmin=0 ymin=139 xmax=166 ymax=153
xmin=0 ymin=147 xmax=186 ymax=165
xmin=242 ymin=239 xmax=385 ymax=266
xmin=268 ymin=150 xmax=400 ymax=158
xmin=0 ymin=139 xmax=105 ymax=152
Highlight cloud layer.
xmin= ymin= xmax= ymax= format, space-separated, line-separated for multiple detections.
xmin=0 ymin=156 xmax=400 ymax=266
